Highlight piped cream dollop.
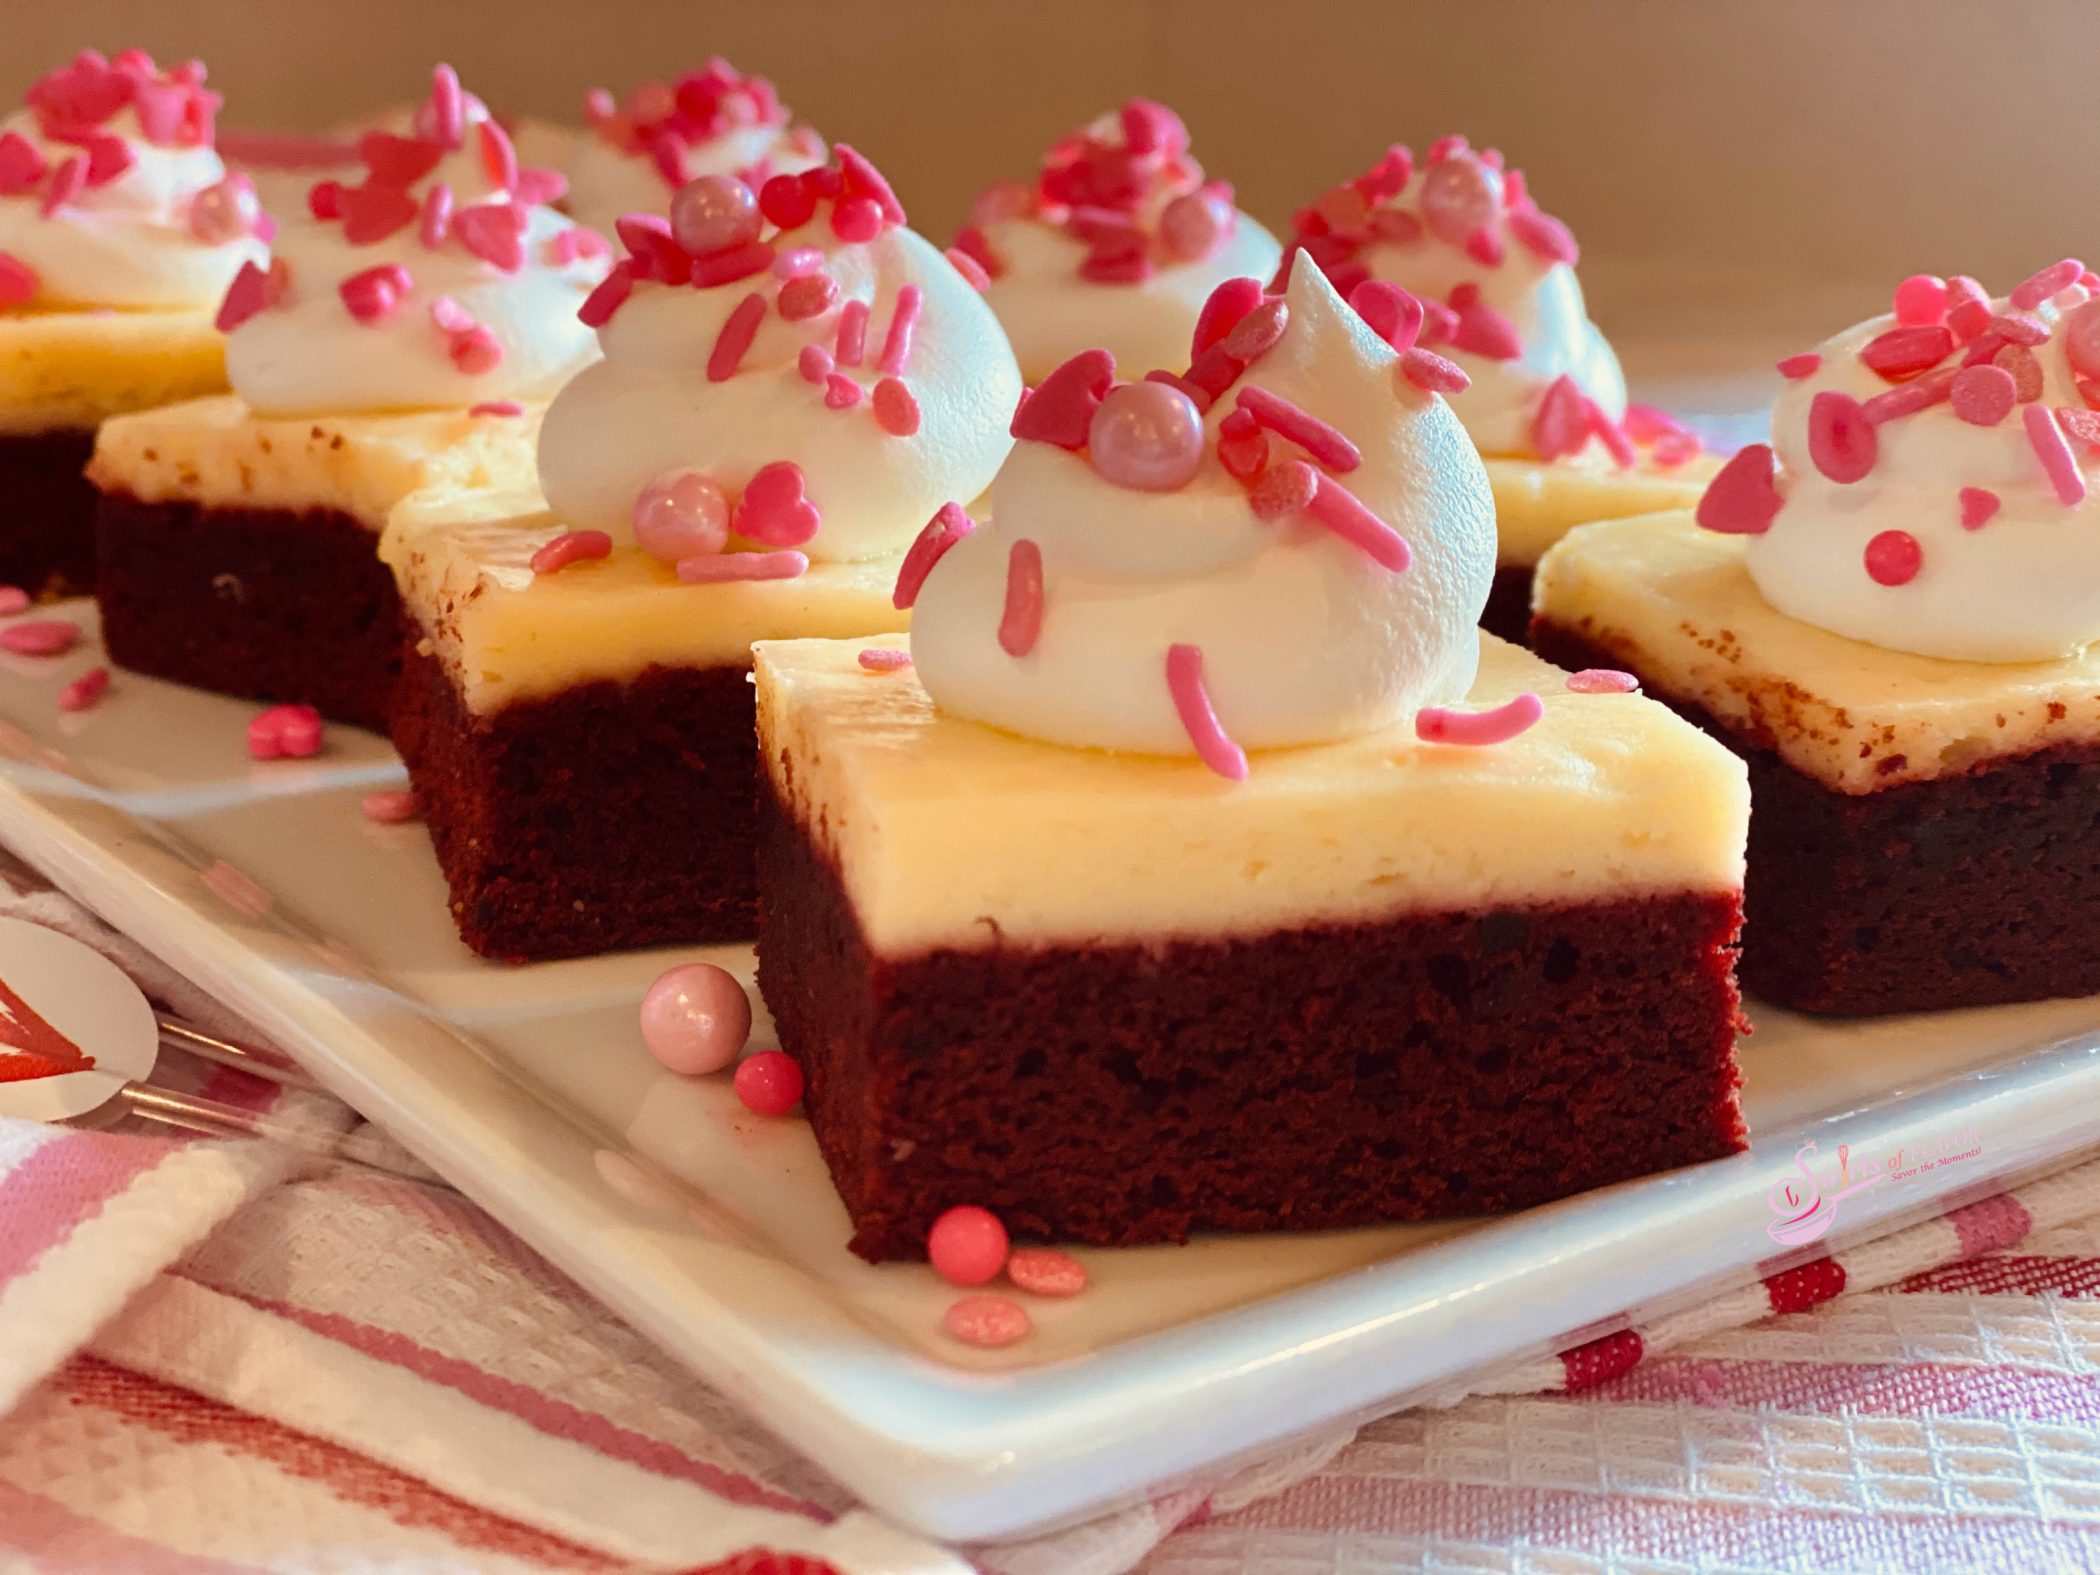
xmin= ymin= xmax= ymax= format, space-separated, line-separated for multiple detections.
xmin=910 ymin=259 xmax=1495 ymax=756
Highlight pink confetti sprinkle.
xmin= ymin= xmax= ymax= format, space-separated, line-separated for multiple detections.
xmin=1950 ymin=364 xmax=2017 ymax=427
xmin=361 ymin=789 xmax=420 ymax=824
xmin=2023 ymin=403 xmax=2088 ymax=506
xmin=944 ymin=1294 xmax=1032 ymax=1348
xmin=1531 ymin=375 xmax=1589 ymax=461
xmin=857 ymin=647 xmax=912 ymax=672
xmin=707 ymin=292 xmax=767 ymax=383
xmin=872 ymin=377 xmax=921 ymax=436
xmin=469 ymin=400 xmax=525 ymax=418
xmin=927 ymin=1206 xmax=1010 ymax=1287
xmin=1776 ymin=352 xmax=1822 ymax=380
xmin=56 ymin=665 xmax=109 ymax=712
xmin=1415 ymin=692 xmax=1543 ymax=747
xmin=1959 ymin=487 xmax=2001 ymax=530
xmin=1891 ymin=274 xmax=1947 ymax=327
xmin=1987 ymin=311 xmax=2050 ymax=348
xmin=0 ymin=620 xmax=78 ymax=657
xmin=1859 ymin=366 xmax=1955 ymax=425
xmin=997 ymin=539 xmax=1045 ymax=657
xmin=824 ymin=374 xmax=864 ymax=410
xmin=677 ymin=550 xmax=808 ymax=584
xmin=1945 ymin=275 xmax=1992 ymax=340
xmin=834 ymin=298 xmax=869 ymax=366
xmin=1006 ymin=1246 xmax=1088 ymax=1298
xmin=1864 ymin=529 xmax=1922 ymax=586
xmin=2011 ymin=257 xmax=2084 ymax=311
xmin=0 ymin=587 xmax=27 ymax=615
xmin=1307 ymin=473 xmax=1412 ymax=571
xmin=798 ymin=344 xmax=834 ymax=384
xmin=1994 ymin=342 xmax=2044 ymax=404
xmin=894 ymin=503 xmax=974 ymax=609
xmin=1695 ymin=444 xmax=1783 ymax=535
xmin=877 ymin=283 xmax=923 ymax=376
xmin=1398 ymin=347 xmax=1469 ymax=396
xmin=778 ymin=271 xmax=838 ymax=321
xmin=247 ymin=703 xmax=323 ymax=761
xmin=732 ymin=1050 xmax=804 ymax=1116
xmin=1235 ymin=386 xmax=1361 ymax=472
xmin=1166 ymin=643 xmax=1246 ymax=782
xmin=530 ymin=530 xmax=612 ymax=575
xmin=1221 ymin=298 xmax=1289 ymax=361
xmin=1807 ymin=390 xmax=1876 ymax=483
xmin=1566 ymin=669 xmax=1639 ymax=695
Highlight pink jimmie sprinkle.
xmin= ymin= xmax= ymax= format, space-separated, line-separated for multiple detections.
xmin=835 ymin=298 xmax=869 ymax=366
xmin=418 ymin=181 xmax=452 ymax=248
xmin=997 ymin=539 xmax=1044 ymax=657
xmin=247 ymin=704 xmax=323 ymax=761
xmin=732 ymin=1051 xmax=804 ymax=1116
xmin=1860 ymin=324 xmax=1955 ymax=381
xmin=1959 ymin=487 xmax=2001 ymax=530
xmin=1864 ymin=529 xmax=1923 ymax=586
xmin=1807 ymin=390 xmax=1877 ymax=483
xmin=530 ymin=530 xmax=612 ymax=575
xmin=1308 ymin=472 xmax=1411 ymax=571
xmin=578 ymin=264 xmax=634 ymax=328
xmin=798 ymin=344 xmax=834 ymax=384
xmin=0 ymin=620 xmax=77 ymax=657
xmin=1415 ymin=692 xmax=1544 ymax=747
xmin=361 ymin=789 xmax=420 ymax=824
xmin=1166 ymin=643 xmax=1247 ymax=782
xmin=469 ymin=399 xmax=525 ymax=417
xmin=1776 ymin=352 xmax=1822 ymax=380
xmin=872 ymin=377 xmax=921 ymax=436
xmin=1398 ymin=348 xmax=1469 ymax=396
xmin=944 ymin=1294 xmax=1032 ymax=1349
xmin=858 ymin=647 xmax=912 ymax=672
xmin=1566 ymin=668 xmax=1639 ymax=695
xmin=675 ymin=550 xmax=808 ymax=583
xmin=1235 ymin=386 xmax=1361 ymax=472
xmin=1860 ymin=366 xmax=1954 ymax=425
xmin=2023 ymin=403 xmax=2089 ymax=506
xmin=895 ymin=503 xmax=975 ymax=609
xmin=0 ymin=587 xmax=29 ymax=615
xmin=2011 ymin=257 xmax=2084 ymax=311
xmin=691 ymin=241 xmax=774 ymax=288
xmin=707 ymin=291 xmax=767 ymax=382
xmin=1006 ymin=1246 xmax=1088 ymax=1298
xmin=877 ymin=283 xmax=923 ymax=376
xmin=56 ymin=665 xmax=109 ymax=712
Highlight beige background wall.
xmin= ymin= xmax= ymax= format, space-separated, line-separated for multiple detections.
xmin=10 ymin=1 xmax=2097 ymax=368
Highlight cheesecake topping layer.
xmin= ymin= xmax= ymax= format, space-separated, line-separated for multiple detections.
xmin=1704 ymin=263 xmax=2100 ymax=664
xmin=221 ymin=65 xmax=606 ymax=417
xmin=909 ymin=259 xmax=1494 ymax=763
xmin=959 ymin=101 xmax=1281 ymax=383
xmin=1280 ymin=136 xmax=1628 ymax=463
xmin=0 ymin=50 xmax=266 ymax=312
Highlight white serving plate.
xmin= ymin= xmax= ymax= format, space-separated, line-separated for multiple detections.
xmin=3 ymin=601 xmax=2098 ymax=1544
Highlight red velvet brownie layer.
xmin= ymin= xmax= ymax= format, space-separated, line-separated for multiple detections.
xmin=0 ymin=428 xmax=97 ymax=599
xmin=95 ymin=492 xmax=402 ymax=730
xmin=1533 ymin=619 xmax=2100 ymax=1015
xmin=393 ymin=644 xmax=759 ymax=962
xmin=1479 ymin=564 xmax=1536 ymax=646
xmin=758 ymin=779 xmax=1749 ymax=1261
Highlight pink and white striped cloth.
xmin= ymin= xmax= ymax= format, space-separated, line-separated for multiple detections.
xmin=1 ymin=870 xmax=2097 ymax=1571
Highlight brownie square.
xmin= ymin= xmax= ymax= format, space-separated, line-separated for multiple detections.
xmin=0 ymin=428 xmax=97 ymax=599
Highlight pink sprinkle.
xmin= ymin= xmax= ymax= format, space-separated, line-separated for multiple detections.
xmin=1307 ymin=473 xmax=1412 ymax=571
xmin=1464 ymin=227 xmax=1504 ymax=268
xmin=1450 ymin=300 xmax=1522 ymax=361
xmin=1235 ymin=386 xmax=1361 ymax=472
xmin=247 ymin=703 xmax=323 ymax=761
xmin=1959 ymin=487 xmax=2001 ymax=530
xmin=1508 ymin=208 xmax=1578 ymax=265
xmin=1584 ymin=399 xmax=1637 ymax=469
xmin=530 ymin=530 xmax=612 ymax=575
xmin=0 ymin=587 xmax=28 ymax=615
xmin=778 ymin=271 xmax=838 ymax=321
xmin=1531 ymin=375 xmax=1589 ymax=461
xmin=449 ymin=326 xmax=504 ymax=376
xmin=427 ymin=64 xmax=465 ymax=148
xmin=858 ymin=647 xmax=912 ymax=672
xmin=1651 ymin=431 xmax=1703 ymax=468
xmin=772 ymin=246 xmax=823 ymax=279
xmin=1987 ymin=312 xmax=2051 ymax=348
xmin=2011 ymin=257 xmax=2084 ymax=311
xmin=1249 ymin=458 xmax=1319 ymax=520
xmin=877 ymin=284 xmax=923 ymax=376
xmin=928 ymin=1205 xmax=1009 ymax=1287
xmin=1859 ymin=366 xmax=1955 ymax=425
xmin=690 ymin=241 xmax=774 ymax=288
xmin=1859 ymin=324 xmax=1954 ymax=381
xmin=39 ymin=153 xmax=85 ymax=217
xmin=1415 ymin=692 xmax=1544 ymax=747
xmin=1949 ymin=364 xmax=2017 ymax=427
xmin=1348 ymin=280 xmax=1424 ymax=353
xmin=895 ymin=502 xmax=975 ymax=609
xmin=997 ymin=539 xmax=1045 ymax=657
xmin=1945 ymin=275 xmax=1992 ymax=340
xmin=1566 ymin=669 xmax=1639 ymax=695
xmin=469 ymin=400 xmax=525 ymax=417
xmin=834 ymin=299 xmax=869 ymax=366
xmin=1776 ymin=352 xmax=1822 ymax=380
xmin=361 ymin=789 xmax=420 ymax=825
xmin=0 ymin=620 xmax=77 ymax=657
xmin=824 ymin=374 xmax=864 ymax=410
xmin=831 ymin=195 xmax=883 ymax=244
xmin=675 ymin=550 xmax=808 ymax=584
xmin=1221 ymin=298 xmax=1290 ymax=362
xmin=944 ymin=1294 xmax=1031 ymax=1349
xmin=732 ymin=1050 xmax=804 ymax=1116
xmin=1621 ymin=404 xmax=1686 ymax=444
xmin=1864 ymin=529 xmax=1923 ymax=586
xmin=340 ymin=263 xmax=410 ymax=324
xmin=1695 ymin=444 xmax=1784 ymax=536
xmin=1807 ymin=390 xmax=1877 ymax=483
xmin=477 ymin=118 xmax=518 ymax=192
xmin=428 ymin=294 xmax=475 ymax=334
xmin=1006 ymin=1247 xmax=1088 ymax=1298
xmin=1398 ymin=348 xmax=1469 ymax=395
xmin=707 ymin=292 xmax=767 ymax=382
xmin=0 ymin=251 xmax=38 ymax=306
xmin=2023 ymin=403 xmax=2088 ymax=506
xmin=1891 ymin=274 xmax=1948 ymax=327
xmin=1166 ymin=643 xmax=1246 ymax=782
xmin=56 ymin=665 xmax=109 ymax=712
xmin=872 ymin=377 xmax=921 ymax=436
xmin=945 ymin=247 xmax=991 ymax=291
xmin=798 ymin=344 xmax=834 ymax=384
xmin=418 ymin=181 xmax=452 ymax=248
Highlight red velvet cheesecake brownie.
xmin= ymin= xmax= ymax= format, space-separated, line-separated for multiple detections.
xmin=384 ymin=148 xmax=1019 ymax=960
xmin=0 ymin=50 xmax=266 ymax=599
xmin=756 ymin=262 xmax=1750 ymax=1260
xmin=88 ymin=65 xmax=605 ymax=729
xmin=1279 ymin=136 xmax=1714 ymax=641
xmin=1535 ymin=262 xmax=2100 ymax=1015
xmin=958 ymin=100 xmax=1278 ymax=385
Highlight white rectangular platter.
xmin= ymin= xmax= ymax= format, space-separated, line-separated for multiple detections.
xmin=2 ymin=599 xmax=2097 ymax=1544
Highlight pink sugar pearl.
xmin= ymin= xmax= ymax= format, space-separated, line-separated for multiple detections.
xmin=669 ymin=174 xmax=760 ymax=257
xmin=733 ymin=1050 xmax=804 ymax=1116
xmin=1157 ymin=188 xmax=1228 ymax=262
xmin=1891 ymin=274 xmax=1947 ymax=327
xmin=632 ymin=470 xmax=730 ymax=563
xmin=1419 ymin=151 xmax=1500 ymax=245
xmin=1087 ymin=381 xmax=1204 ymax=492
xmin=188 ymin=175 xmax=260 ymax=245
xmin=944 ymin=1294 xmax=1032 ymax=1349
xmin=927 ymin=1205 xmax=1010 ymax=1287
xmin=640 ymin=962 xmax=752 ymax=1077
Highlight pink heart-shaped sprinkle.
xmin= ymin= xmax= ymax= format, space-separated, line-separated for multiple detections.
xmin=732 ymin=461 xmax=821 ymax=547
xmin=0 ymin=132 xmax=44 ymax=195
xmin=359 ymin=131 xmax=444 ymax=189
xmin=454 ymin=201 xmax=527 ymax=272
xmin=337 ymin=183 xmax=418 ymax=245
xmin=1191 ymin=277 xmax=1264 ymax=357
xmin=1451 ymin=298 xmax=1523 ymax=361
xmin=1958 ymin=487 xmax=2001 ymax=530
xmin=1695 ymin=443 xmax=1785 ymax=535
xmin=130 ymin=80 xmax=187 ymax=146
xmin=1531 ymin=375 xmax=1589 ymax=460
xmin=1010 ymin=348 xmax=1115 ymax=449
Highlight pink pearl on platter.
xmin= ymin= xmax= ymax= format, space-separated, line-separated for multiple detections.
xmin=733 ymin=1050 xmax=804 ymax=1116
xmin=1086 ymin=380 xmax=1204 ymax=492
xmin=1157 ymin=188 xmax=1229 ymax=262
xmin=632 ymin=470 xmax=730 ymax=563
xmin=640 ymin=962 xmax=752 ymax=1076
xmin=927 ymin=1205 xmax=1010 ymax=1287
xmin=1419 ymin=151 xmax=1501 ymax=245
xmin=668 ymin=174 xmax=760 ymax=257
xmin=361 ymin=788 xmax=420 ymax=824
xmin=188 ymin=174 xmax=260 ymax=244
xmin=944 ymin=1294 xmax=1032 ymax=1348
xmin=1006 ymin=1246 xmax=1088 ymax=1298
